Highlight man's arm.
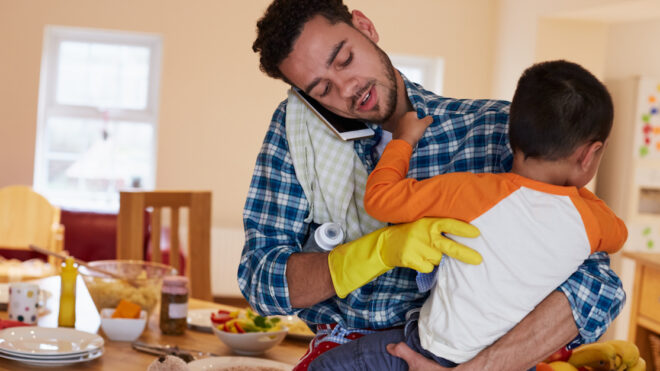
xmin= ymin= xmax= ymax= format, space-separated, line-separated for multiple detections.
xmin=287 ymin=252 xmax=335 ymax=307
xmin=388 ymin=292 xmax=576 ymax=371
xmin=238 ymin=101 xmax=314 ymax=315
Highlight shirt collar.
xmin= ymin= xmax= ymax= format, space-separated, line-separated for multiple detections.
xmin=402 ymin=72 xmax=434 ymax=118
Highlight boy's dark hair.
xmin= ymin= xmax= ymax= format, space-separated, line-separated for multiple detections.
xmin=509 ymin=60 xmax=613 ymax=160
xmin=253 ymin=0 xmax=352 ymax=82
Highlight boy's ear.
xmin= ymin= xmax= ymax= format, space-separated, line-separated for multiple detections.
xmin=351 ymin=10 xmax=379 ymax=43
xmin=576 ymin=141 xmax=604 ymax=170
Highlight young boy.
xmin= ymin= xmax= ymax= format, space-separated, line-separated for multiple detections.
xmin=310 ymin=60 xmax=627 ymax=370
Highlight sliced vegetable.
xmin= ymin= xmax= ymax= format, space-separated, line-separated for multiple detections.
xmin=210 ymin=310 xmax=232 ymax=324
xmin=213 ymin=308 xmax=284 ymax=334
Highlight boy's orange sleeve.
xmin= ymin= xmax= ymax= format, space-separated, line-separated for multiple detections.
xmin=575 ymin=188 xmax=628 ymax=254
xmin=365 ymin=140 xmax=509 ymax=224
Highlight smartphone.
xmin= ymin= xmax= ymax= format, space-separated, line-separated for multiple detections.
xmin=291 ymin=87 xmax=375 ymax=141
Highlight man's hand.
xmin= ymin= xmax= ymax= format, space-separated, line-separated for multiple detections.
xmin=328 ymin=217 xmax=482 ymax=298
xmin=393 ymin=111 xmax=433 ymax=147
xmin=387 ymin=343 xmax=450 ymax=371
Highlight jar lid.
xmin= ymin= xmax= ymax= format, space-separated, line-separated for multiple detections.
xmin=163 ymin=276 xmax=189 ymax=287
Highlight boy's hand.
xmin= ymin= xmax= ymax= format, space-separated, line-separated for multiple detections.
xmin=393 ymin=111 xmax=433 ymax=147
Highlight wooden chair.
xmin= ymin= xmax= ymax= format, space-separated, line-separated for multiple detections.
xmin=0 ymin=185 xmax=65 ymax=267
xmin=116 ymin=191 xmax=212 ymax=300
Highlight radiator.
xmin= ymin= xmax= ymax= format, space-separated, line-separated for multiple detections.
xmin=210 ymin=226 xmax=245 ymax=297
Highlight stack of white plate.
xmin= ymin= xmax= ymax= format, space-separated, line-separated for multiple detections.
xmin=0 ymin=327 xmax=104 ymax=366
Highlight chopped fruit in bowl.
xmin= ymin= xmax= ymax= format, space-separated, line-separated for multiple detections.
xmin=209 ymin=308 xmax=287 ymax=355
xmin=100 ymin=301 xmax=147 ymax=342
xmin=210 ymin=308 xmax=283 ymax=334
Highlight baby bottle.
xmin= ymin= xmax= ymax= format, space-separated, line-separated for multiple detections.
xmin=302 ymin=222 xmax=345 ymax=252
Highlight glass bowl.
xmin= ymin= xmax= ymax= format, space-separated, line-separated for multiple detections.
xmin=79 ymin=260 xmax=177 ymax=315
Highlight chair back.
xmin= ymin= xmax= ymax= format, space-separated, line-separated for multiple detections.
xmin=0 ymin=185 xmax=64 ymax=266
xmin=117 ymin=191 xmax=212 ymax=300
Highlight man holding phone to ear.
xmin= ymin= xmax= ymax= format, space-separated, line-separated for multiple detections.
xmin=238 ymin=1 xmax=625 ymax=370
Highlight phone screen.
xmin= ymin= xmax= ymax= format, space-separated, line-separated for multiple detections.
xmin=293 ymin=88 xmax=371 ymax=133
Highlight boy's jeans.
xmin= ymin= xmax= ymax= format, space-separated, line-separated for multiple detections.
xmin=309 ymin=312 xmax=457 ymax=370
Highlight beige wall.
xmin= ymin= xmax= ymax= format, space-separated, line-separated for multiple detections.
xmin=350 ymin=0 xmax=499 ymax=99
xmin=490 ymin=0 xmax=635 ymax=100
xmin=604 ymin=19 xmax=660 ymax=79
xmin=0 ymin=0 xmax=499 ymax=230
xmin=536 ymin=19 xmax=609 ymax=78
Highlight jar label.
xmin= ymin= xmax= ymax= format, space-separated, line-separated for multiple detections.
xmin=168 ymin=302 xmax=188 ymax=319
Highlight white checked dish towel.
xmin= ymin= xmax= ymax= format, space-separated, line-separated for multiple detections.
xmin=285 ymin=89 xmax=385 ymax=243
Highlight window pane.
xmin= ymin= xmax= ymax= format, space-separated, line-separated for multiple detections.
xmin=56 ymin=41 xmax=150 ymax=109
xmin=47 ymin=159 xmax=78 ymax=190
xmin=36 ymin=27 xmax=161 ymax=212
xmin=47 ymin=117 xmax=102 ymax=153
xmin=44 ymin=117 xmax=153 ymax=203
xmin=396 ymin=66 xmax=424 ymax=86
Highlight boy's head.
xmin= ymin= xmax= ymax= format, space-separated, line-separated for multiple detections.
xmin=509 ymin=60 xmax=613 ymax=161
xmin=509 ymin=60 xmax=613 ymax=187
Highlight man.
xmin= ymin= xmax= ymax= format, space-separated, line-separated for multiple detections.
xmin=239 ymin=1 xmax=625 ymax=369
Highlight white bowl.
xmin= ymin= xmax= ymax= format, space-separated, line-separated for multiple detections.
xmin=211 ymin=325 xmax=288 ymax=355
xmin=100 ymin=308 xmax=147 ymax=342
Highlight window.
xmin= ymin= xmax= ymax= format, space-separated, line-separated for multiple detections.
xmin=390 ymin=54 xmax=444 ymax=95
xmin=34 ymin=26 xmax=162 ymax=211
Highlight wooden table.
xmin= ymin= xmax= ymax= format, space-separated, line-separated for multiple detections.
xmin=0 ymin=276 xmax=308 ymax=370
xmin=623 ymin=251 xmax=660 ymax=371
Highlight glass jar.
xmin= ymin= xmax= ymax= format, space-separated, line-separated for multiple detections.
xmin=159 ymin=276 xmax=189 ymax=335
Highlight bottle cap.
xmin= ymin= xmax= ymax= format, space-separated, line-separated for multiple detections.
xmin=314 ymin=223 xmax=344 ymax=251
xmin=62 ymin=257 xmax=76 ymax=271
xmin=162 ymin=276 xmax=188 ymax=295
xmin=163 ymin=275 xmax=188 ymax=286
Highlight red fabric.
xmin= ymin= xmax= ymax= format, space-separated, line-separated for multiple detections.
xmin=144 ymin=227 xmax=186 ymax=275
xmin=292 ymin=324 xmax=367 ymax=371
xmin=1 ymin=208 xmax=185 ymax=275
xmin=0 ymin=319 xmax=33 ymax=330
xmin=61 ymin=209 xmax=121 ymax=262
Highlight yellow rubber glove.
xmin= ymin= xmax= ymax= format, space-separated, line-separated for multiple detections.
xmin=328 ymin=218 xmax=482 ymax=298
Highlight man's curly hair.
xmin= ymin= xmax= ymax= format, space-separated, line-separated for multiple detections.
xmin=253 ymin=0 xmax=352 ymax=82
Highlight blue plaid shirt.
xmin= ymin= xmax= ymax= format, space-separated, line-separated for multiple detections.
xmin=238 ymin=77 xmax=625 ymax=347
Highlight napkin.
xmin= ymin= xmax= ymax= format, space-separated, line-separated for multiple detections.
xmin=0 ymin=319 xmax=33 ymax=330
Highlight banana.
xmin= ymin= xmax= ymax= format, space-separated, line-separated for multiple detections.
xmin=626 ymin=357 xmax=646 ymax=371
xmin=567 ymin=342 xmax=617 ymax=370
xmin=607 ymin=340 xmax=640 ymax=370
xmin=547 ymin=361 xmax=579 ymax=371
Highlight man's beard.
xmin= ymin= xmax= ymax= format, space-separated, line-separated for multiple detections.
xmin=372 ymin=45 xmax=398 ymax=124
xmin=356 ymin=43 xmax=398 ymax=124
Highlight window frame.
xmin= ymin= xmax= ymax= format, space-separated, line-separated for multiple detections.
xmin=34 ymin=25 xmax=162 ymax=211
xmin=390 ymin=54 xmax=445 ymax=96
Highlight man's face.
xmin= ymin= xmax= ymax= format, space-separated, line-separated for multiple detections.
xmin=279 ymin=15 xmax=398 ymax=124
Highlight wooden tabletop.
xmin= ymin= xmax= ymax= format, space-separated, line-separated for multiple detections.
xmin=0 ymin=276 xmax=308 ymax=370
